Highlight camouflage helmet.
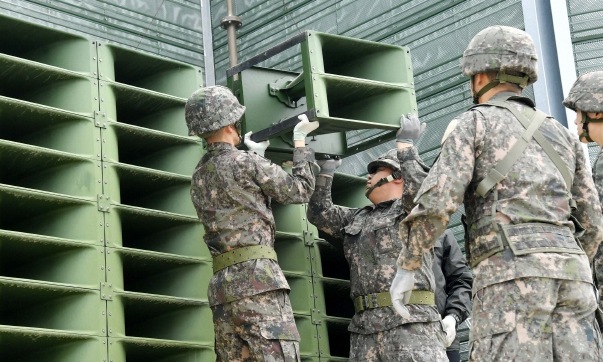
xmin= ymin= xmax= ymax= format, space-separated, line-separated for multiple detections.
xmin=367 ymin=149 xmax=402 ymax=177
xmin=184 ymin=85 xmax=246 ymax=137
xmin=461 ymin=25 xmax=538 ymax=87
xmin=563 ymin=71 xmax=603 ymax=113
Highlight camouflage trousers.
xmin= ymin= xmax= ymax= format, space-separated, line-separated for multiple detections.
xmin=470 ymin=277 xmax=602 ymax=362
xmin=211 ymin=290 xmax=301 ymax=362
xmin=349 ymin=321 xmax=448 ymax=361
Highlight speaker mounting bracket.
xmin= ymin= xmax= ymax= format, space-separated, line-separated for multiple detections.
xmin=268 ymin=77 xmax=304 ymax=108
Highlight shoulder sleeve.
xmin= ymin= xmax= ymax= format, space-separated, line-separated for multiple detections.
xmin=247 ymin=147 xmax=318 ymax=204
xmin=307 ymin=175 xmax=357 ymax=240
xmin=397 ymin=146 xmax=429 ymax=212
xmin=571 ymin=140 xmax=603 ymax=261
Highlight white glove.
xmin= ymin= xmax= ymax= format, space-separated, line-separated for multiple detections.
xmin=244 ymin=131 xmax=269 ymax=157
xmin=396 ymin=114 xmax=426 ymax=144
xmin=293 ymin=114 xmax=320 ymax=141
xmin=441 ymin=315 xmax=457 ymax=347
xmin=389 ymin=267 xmax=415 ymax=319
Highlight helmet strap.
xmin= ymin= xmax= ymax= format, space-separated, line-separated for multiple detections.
xmin=580 ymin=111 xmax=598 ymax=143
xmin=233 ymin=120 xmax=243 ymax=146
xmin=365 ymin=175 xmax=394 ymax=198
xmin=472 ymin=71 xmax=529 ymax=104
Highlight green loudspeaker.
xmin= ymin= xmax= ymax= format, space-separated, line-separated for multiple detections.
xmin=227 ymin=31 xmax=417 ymax=157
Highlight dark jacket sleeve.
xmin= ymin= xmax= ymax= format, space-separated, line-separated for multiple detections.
xmin=437 ymin=229 xmax=473 ymax=322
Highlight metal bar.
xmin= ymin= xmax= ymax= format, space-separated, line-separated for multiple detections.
xmin=249 ymin=109 xmax=316 ymax=143
xmin=521 ymin=0 xmax=567 ymax=125
xmin=200 ymin=0 xmax=215 ymax=86
xmin=226 ymin=32 xmax=307 ymax=78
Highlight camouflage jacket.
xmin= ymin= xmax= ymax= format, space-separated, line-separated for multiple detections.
xmin=307 ymin=146 xmax=441 ymax=334
xmin=592 ymin=148 xmax=603 ymax=309
xmin=191 ymin=142 xmax=318 ymax=306
xmin=400 ymin=92 xmax=603 ymax=293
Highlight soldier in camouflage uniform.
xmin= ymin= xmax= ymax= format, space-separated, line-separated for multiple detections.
xmin=390 ymin=26 xmax=603 ymax=361
xmin=307 ymin=115 xmax=448 ymax=361
xmin=563 ymin=70 xmax=603 ymax=312
xmin=185 ymin=85 xmax=320 ymax=362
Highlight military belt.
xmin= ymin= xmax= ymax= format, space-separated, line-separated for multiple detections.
xmin=353 ymin=290 xmax=435 ymax=313
xmin=212 ymin=245 xmax=277 ymax=273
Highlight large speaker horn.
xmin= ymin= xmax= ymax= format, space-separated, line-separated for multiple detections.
xmin=227 ymin=31 xmax=417 ymax=158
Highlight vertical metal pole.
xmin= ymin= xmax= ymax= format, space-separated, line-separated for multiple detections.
xmin=221 ymin=0 xmax=242 ymax=80
xmin=200 ymin=0 xmax=216 ymax=86
xmin=521 ymin=0 xmax=567 ymax=125
xmin=522 ymin=0 xmax=589 ymax=166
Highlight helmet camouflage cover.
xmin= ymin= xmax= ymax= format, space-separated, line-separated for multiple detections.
xmin=563 ymin=71 xmax=603 ymax=113
xmin=184 ymin=85 xmax=246 ymax=137
xmin=461 ymin=25 xmax=538 ymax=86
xmin=367 ymin=149 xmax=402 ymax=175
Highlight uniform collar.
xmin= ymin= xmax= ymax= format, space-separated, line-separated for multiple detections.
xmin=207 ymin=142 xmax=236 ymax=152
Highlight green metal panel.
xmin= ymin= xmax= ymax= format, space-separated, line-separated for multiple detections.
xmin=0 ymin=329 xmax=105 ymax=361
xmin=0 ymin=12 xmax=97 ymax=75
xmin=229 ymin=30 xmax=416 ymax=157
xmin=0 ymin=0 xmax=205 ymax=68
xmin=0 ymin=13 xmax=209 ymax=362
xmin=97 ymin=43 xmax=204 ymax=99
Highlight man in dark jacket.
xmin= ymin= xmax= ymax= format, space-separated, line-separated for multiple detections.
xmin=433 ymin=231 xmax=473 ymax=362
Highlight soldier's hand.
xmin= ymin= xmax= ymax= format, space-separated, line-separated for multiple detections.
xmin=293 ymin=114 xmax=320 ymax=141
xmin=244 ymin=131 xmax=269 ymax=157
xmin=389 ymin=267 xmax=415 ymax=319
xmin=441 ymin=315 xmax=457 ymax=347
xmin=317 ymin=158 xmax=342 ymax=177
xmin=396 ymin=114 xmax=426 ymax=144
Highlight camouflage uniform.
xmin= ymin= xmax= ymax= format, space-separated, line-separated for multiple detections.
xmin=594 ymin=149 xmax=603 ymax=311
xmin=398 ymin=27 xmax=603 ymax=362
xmin=563 ymin=70 xmax=603 ymax=313
xmin=307 ymin=147 xmax=447 ymax=361
xmin=186 ymin=86 xmax=319 ymax=362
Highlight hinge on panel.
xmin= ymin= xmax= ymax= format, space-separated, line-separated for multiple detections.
xmin=94 ymin=111 xmax=107 ymax=128
xmin=303 ymin=230 xmax=315 ymax=246
xmin=311 ymin=309 xmax=322 ymax=325
xmin=97 ymin=194 xmax=110 ymax=212
xmin=100 ymin=282 xmax=113 ymax=301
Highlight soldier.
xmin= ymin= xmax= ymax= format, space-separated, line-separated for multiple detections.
xmin=563 ymin=70 xmax=603 ymax=312
xmin=390 ymin=26 xmax=603 ymax=361
xmin=307 ymin=115 xmax=448 ymax=361
xmin=432 ymin=231 xmax=473 ymax=362
xmin=185 ymin=85 xmax=319 ymax=362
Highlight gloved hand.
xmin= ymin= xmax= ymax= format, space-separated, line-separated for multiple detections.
xmin=317 ymin=158 xmax=342 ymax=177
xmin=396 ymin=114 xmax=426 ymax=144
xmin=441 ymin=315 xmax=457 ymax=348
xmin=244 ymin=131 xmax=270 ymax=157
xmin=389 ymin=267 xmax=415 ymax=319
xmin=293 ymin=114 xmax=320 ymax=142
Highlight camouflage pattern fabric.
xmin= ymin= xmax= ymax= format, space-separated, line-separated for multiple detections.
xmin=398 ymin=91 xmax=603 ymax=360
xmin=307 ymin=146 xmax=443 ymax=337
xmin=185 ymin=85 xmax=246 ymax=136
xmin=460 ymin=25 xmax=537 ymax=85
xmin=593 ymin=149 xmax=603 ymax=312
xmin=191 ymin=142 xmax=318 ymax=306
xmin=470 ymin=278 xmax=601 ymax=362
xmin=349 ymin=321 xmax=447 ymax=361
xmin=212 ymin=290 xmax=301 ymax=362
xmin=563 ymin=71 xmax=603 ymax=112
